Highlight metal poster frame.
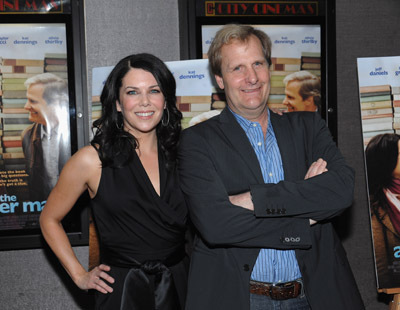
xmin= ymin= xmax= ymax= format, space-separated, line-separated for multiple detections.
xmin=179 ymin=0 xmax=337 ymax=141
xmin=0 ymin=0 xmax=89 ymax=250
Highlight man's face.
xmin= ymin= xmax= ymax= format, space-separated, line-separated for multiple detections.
xmin=25 ymin=84 xmax=51 ymax=125
xmin=283 ymin=80 xmax=316 ymax=112
xmin=215 ymin=35 xmax=270 ymax=121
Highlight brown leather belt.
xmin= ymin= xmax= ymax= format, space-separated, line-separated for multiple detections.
xmin=249 ymin=279 xmax=303 ymax=300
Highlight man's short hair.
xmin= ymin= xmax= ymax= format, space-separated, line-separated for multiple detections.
xmin=25 ymin=73 xmax=68 ymax=106
xmin=208 ymin=24 xmax=272 ymax=77
xmin=283 ymin=71 xmax=321 ymax=110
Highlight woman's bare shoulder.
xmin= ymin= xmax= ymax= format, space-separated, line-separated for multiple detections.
xmin=65 ymin=145 xmax=101 ymax=173
xmin=75 ymin=144 xmax=99 ymax=159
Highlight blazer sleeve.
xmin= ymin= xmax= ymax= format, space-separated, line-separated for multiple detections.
xmin=178 ymin=125 xmax=312 ymax=249
xmin=251 ymin=112 xmax=355 ymax=221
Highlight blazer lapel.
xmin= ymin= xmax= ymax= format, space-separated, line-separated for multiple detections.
xmin=219 ymin=108 xmax=264 ymax=183
xmin=270 ymin=112 xmax=300 ymax=181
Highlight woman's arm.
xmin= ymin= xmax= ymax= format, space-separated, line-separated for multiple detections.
xmin=40 ymin=146 xmax=114 ymax=294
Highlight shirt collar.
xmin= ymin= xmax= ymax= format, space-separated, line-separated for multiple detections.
xmin=40 ymin=124 xmax=58 ymax=140
xmin=229 ymin=107 xmax=271 ymax=133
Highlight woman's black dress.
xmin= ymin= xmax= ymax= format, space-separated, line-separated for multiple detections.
xmin=91 ymin=150 xmax=188 ymax=309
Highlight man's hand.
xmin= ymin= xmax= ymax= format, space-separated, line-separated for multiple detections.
xmin=269 ymin=108 xmax=284 ymax=115
xmin=309 ymin=219 xmax=317 ymax=225
xmin=304 ymin=158 xmax=327 ymax=180
xmin=229 ymin=192 xmax=254 ymax=211
xmin=305 ymin=158 xmax=327 ymax=226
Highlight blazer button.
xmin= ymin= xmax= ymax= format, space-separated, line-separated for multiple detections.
xmin=243 ymin=264 xmax=250 ymax=271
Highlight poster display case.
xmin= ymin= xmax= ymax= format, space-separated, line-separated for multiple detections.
xmin=0 ymin=0 xmax=89 ymax=250
xmin=180 ymin=0 xmax=337 ymax=140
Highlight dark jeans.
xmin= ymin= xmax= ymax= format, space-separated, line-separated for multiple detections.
xmin=250 ymin=289 xmax=311 ymax=310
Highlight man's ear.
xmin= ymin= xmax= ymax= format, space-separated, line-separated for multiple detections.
xmin=215 ymin=75 xmax=224 ymax=90
xmin=304 ymin=96 xmax=318 ymax=111
xmin=304 ymin=96 xmax=314 ymax=107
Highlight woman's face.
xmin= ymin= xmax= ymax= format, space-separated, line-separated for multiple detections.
xmin=392 ymin=140 xmax=400 ymax=179
xmin=116 ymin=68 xmax=165 ymax=138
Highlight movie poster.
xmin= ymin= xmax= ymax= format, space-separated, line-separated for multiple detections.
xmin=0 ymin=24 xmax=70 ymax=232
xmin=358 ymin=56 xmax=400 ymax=289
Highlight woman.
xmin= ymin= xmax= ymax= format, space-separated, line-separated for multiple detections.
xmin=366 ymin=133 xmax=400 ymax=288
xmin=40 ymin=53 xmax=188 ymax=309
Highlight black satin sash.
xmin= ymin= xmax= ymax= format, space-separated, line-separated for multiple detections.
xmin=103 ymin=247 xmax=184 ymax=310
xmin=120 ymin=261 xmax=180 ymax=310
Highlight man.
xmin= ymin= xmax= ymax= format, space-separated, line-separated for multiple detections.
xmin=23 ymin=73 xmax=70 ymax=202
xmin=178 ymin=24 xmax=363 ymax=309
xmin=282 ymin=70 xmax=321 ymax=112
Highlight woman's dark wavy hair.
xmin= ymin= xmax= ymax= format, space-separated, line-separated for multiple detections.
xmin=365 ymin=133 xmax=400 ymax=211
xmin=91 ymin=53 xmax=182 ymax=169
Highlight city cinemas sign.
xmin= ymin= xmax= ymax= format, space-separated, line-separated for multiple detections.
xmin=0 ymin=0 xmax=65 ymax=13
xmin=205 ymin=1 xmax=318 ymax=16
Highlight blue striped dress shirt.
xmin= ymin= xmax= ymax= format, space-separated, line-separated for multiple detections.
xmin=231 ymin=108 xmax=302 ymax=283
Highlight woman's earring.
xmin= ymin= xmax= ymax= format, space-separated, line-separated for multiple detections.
xmin=116 ymin=112 xmax=123 ymax=130
xmin=162 ymin=108 xmax=170 ymax=126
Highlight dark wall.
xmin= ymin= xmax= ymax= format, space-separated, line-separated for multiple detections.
xmin=336 ymin=0 xmax=400 ymax=308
